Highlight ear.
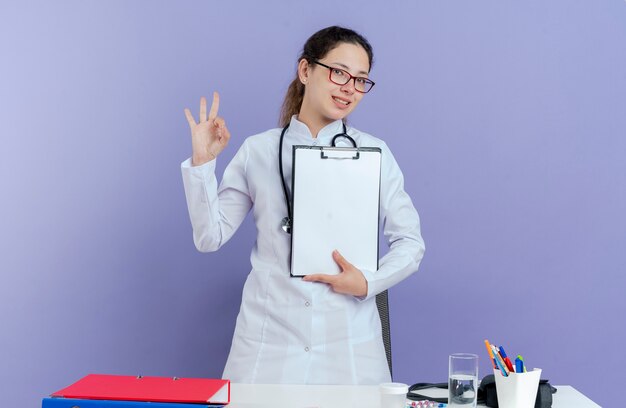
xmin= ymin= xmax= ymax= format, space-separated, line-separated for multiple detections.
xmin=297 ymin=59 xmax=310 ymax=85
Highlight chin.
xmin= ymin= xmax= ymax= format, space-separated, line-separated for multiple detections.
xmin=327 ymin=108 xmax=352 ymax=122
xmin=330 ymin=113 xmax=348 ymax=122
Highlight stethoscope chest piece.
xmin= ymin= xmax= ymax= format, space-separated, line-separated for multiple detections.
xmin=281 ymin=216 xmax=292 ymax=234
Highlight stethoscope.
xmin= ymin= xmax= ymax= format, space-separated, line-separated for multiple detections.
xmin=278 ymin=122 xmax=357 ymax=234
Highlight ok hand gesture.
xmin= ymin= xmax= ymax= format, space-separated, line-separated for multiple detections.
xmin=184 ymin=92 xmax=231 ymax=166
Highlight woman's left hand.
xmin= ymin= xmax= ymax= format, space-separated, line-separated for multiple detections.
xmin=302 ymin=250 xmax=368 ymax=297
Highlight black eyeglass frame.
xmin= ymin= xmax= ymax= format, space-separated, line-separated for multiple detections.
xmin=313 ymin=60 xmax=376 ymax=93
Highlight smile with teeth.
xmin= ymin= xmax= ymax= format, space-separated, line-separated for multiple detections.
xmin=333 ymin=96 xmax=350 ymax=105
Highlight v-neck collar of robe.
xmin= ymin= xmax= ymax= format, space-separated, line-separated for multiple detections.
xmin=288 ymin=115 xmax=344 ymax=146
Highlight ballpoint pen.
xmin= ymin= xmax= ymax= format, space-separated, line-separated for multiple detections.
xmin=491 ymin=345 xmax=510 ymax=375
xmin=493 ymin=350 xmax=509 ymax=376
xmin=498 ymin=346 xmax=515 ymax=373
xmin=516 ymin=355 xmax=527 ymax=373
xmin=484 ymin=340 xmax=497 ymax=369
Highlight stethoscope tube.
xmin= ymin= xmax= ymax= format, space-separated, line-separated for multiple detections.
xmin=279 ymin=122 xmax=355 ymax=234
xmin=278 ymin=124 xmax=293 ymax=233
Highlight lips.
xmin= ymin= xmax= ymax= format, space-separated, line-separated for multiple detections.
xmin=332 ymin=95 xmax=351 ymax=109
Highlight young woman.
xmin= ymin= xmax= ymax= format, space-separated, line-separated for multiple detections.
xmin=181 ymin=26 xmax=424 ymax=385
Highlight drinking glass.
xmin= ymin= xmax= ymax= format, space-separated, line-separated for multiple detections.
xmin=448 ymin=353 xmax=478 ymax=408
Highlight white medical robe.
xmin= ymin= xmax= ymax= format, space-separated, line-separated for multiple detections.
xmin=181 ymin=115 xmax=425 ymax=384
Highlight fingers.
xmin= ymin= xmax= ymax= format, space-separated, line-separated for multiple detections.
xmin=304 ymin=252 xmax=366 ymax=297
xmin=200 ymin=96 xmax=207 ymax=122
xmin=208 ymin=91 xmax=220 ymax=121
xmin=332 ymin=250 xmax=352 ymax=271
xmin=186 ymin=91 xmax=220 ymax=127
xmin=213 ymin=117 xmax=231 ymax=145
xmin=213 ymin=116 xmax=225 ymax=129
xmin=302 ymin=274 xmax=337 ymax=285
xmin=184 ymin=108 xmax=197 ymax=129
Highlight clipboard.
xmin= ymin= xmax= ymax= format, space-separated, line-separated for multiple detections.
xmin=290 ymin=145 xmax=381 ymax=277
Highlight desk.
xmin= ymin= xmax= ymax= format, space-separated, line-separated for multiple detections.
xmin=228 ymin=383 xmax=601 ymax=408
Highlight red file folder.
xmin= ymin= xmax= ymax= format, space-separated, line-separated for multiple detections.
xmin=51 ymin=374 xmax=230 ymax=404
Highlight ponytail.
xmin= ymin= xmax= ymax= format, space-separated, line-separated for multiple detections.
xmin=279 ymin=76 xmax=305 ymax=127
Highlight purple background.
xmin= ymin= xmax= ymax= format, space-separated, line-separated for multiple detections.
xmin=1 ymin=1 xmax=624 ymax=406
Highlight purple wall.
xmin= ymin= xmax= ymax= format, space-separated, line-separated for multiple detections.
xmin=1 ymin=1 xmax=624 ymax=406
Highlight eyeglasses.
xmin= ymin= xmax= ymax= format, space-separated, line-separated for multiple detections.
xmin=313 ymin=61 xmax=375 ymax=93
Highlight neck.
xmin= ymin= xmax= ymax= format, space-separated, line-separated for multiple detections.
xmin=297 ymin=103 xmax=334 ymax=138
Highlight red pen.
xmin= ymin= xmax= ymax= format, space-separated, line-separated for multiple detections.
xmin=499 ymin=346 xmax=515 ymax=373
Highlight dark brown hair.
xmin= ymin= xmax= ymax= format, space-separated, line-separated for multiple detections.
xmin=279 ymin=26 xmax=374 ymax=126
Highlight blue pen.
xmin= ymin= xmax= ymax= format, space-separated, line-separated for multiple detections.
xmin=493 ymin=350 xmax=509 ymax=376
xmin=516 ymin=355 xmax=527 ymax=373
xmin=515 ymin=357 xmax=523 ymax=373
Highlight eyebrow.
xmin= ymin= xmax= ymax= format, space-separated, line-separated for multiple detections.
xmin=331 ymin=62 xmax=369 ymax=77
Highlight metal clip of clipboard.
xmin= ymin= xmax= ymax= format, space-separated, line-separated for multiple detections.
xmin=320 ymin=147 xmax=360 ymax=160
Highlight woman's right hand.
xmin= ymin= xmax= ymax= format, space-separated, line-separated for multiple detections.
xmin=184 ymin=92 xmax=231 ymax=166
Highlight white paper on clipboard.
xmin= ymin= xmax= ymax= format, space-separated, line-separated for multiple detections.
xmin=290 ymin=145 xmax=381 ymax=277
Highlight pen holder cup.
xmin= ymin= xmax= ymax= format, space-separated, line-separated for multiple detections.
xmin=493 ymin=368 xmax=542 ymax=408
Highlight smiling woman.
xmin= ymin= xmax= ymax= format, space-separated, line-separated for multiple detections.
xmin=295 ymin=42 xmax=370 ymax=136
xmin=180 ymin=26 xmax=425 ymax=385
xmin=280 ymin=26 xmax=375 ymax=134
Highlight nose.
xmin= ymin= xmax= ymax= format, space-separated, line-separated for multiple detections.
xmin=340 ymin=79 xmax=356 ymax=94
